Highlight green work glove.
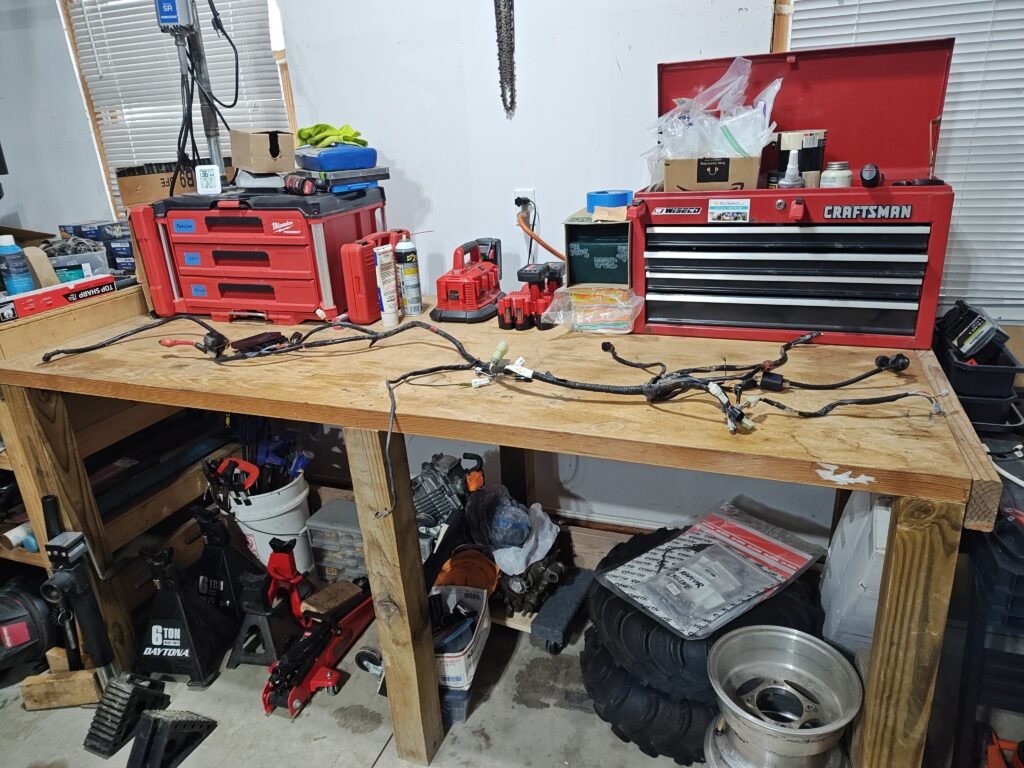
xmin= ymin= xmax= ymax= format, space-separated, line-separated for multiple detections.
xmin=296 ymin=122 xmax=369 ymax=148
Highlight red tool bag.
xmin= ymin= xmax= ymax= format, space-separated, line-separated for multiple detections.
xmin=131 ymin=188 xmax=385 ymax=324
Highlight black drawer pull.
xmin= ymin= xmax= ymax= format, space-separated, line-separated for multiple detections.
xmin=205 ymin=216 xmax=262 ymax=229
xmin=219 ymin=283 xmax=274 ymax=295
xmin=212 ymin=250 xmax=270 ymax=262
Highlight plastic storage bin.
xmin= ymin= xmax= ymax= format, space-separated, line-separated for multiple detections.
xmin=48 ymin=252 xmax=110 ymax=283
xmin=306 ymin=498 xmax=366 ymax=582
xmin=940 ymin=338 xmax=1024 ymax=398
xmin=960 ymin=393 xmax=1018 ymax=425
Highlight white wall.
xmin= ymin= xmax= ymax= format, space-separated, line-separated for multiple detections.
xmin=279 ymin=0 xmax=775 ymax=289
xmin=0 ymin=0 xmax=111 ymax=232
xmin=280 ymin=0 xmax=834 ymax=532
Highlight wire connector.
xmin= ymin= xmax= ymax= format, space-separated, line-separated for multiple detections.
xmin=505 ymin=357 xmax=534 ymax=379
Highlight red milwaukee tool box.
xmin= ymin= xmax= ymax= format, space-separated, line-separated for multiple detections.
xmin=131 ymin=188 xmax=385 ymax=324
xmin=630 ymin=39 xmax=955 ymax=348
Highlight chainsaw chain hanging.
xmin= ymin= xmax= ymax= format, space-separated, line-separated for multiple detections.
xmin=494 ymin=0 xmax=516 ymax=117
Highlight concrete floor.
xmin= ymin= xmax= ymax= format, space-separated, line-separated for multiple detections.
xmin=1 ymin=625 xmax=679 ymax=768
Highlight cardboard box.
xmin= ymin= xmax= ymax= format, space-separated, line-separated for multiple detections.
xmin=104 ymin=239 xmax=135 ymax=273
xmin=58 ymin=220 xmax=130 ymax=241
xmin=230 ymin=129 xmax=295 ymax=174
xmin=663 ymin=156 xmax=760 ymax=192
xmin=0 ymin=275 xmax=116 ymax=324
xmin=117 ymin=166 xmax=196 ymax=208
xmin=431 ymin=585 xmax=490 ymax=691
xmin=563 ymin=208 xmax=630 ymax=287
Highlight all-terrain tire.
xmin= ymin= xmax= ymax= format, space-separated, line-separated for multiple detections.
xmin=588 ymin=527 xmax=823 ymax=702
xmin=580 ymin=626 xmax=714 ymax=765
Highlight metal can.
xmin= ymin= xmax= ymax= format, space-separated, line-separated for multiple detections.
xmin=394 ymin=235 xmax=423 ymax=316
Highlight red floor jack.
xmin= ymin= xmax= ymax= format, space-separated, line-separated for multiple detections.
xmin=340 ymin=229 xmax=411 ymax=325
xmin=430 ymin=238 xmax=503 ymax=323
xmin=262 ymin=581 xmax=375 ymax=717
xmin=497 ymin=261 xmax=565 ymax=331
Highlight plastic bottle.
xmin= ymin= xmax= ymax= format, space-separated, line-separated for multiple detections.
xmin=777 ymin=150 xmax=805 ymax=189
xmin=0 ymin=235 xmax=35 ymax=296
xmin=394 ymin=235 xmax=423 ymax=315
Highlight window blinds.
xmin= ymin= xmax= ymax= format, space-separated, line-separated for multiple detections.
xmin=66 ymin=0 xmax=287 ymax=209
xmin=791 ymin=0 xmax=1024 ymax=320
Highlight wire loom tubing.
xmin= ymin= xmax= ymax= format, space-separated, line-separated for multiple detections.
xmin=40 ymin=319 xmax=943 ymax=515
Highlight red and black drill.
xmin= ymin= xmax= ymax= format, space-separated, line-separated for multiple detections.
xmin=497 ymin=262 xmax=565 ymax=331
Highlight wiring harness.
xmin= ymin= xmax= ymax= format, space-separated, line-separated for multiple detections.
xmin=41 ymin=317 xmax=943 ymax=513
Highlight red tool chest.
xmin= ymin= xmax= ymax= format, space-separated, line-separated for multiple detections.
xmin=131 ymin=188 xmax=385 ymax=324
xmin=630 ymin=39 xmax=955 ymax=348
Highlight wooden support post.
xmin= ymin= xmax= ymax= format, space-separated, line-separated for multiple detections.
xmin=0 ymin=385 xmax=135 ymax=670
xmin=343 ymin=428 xmax=443 ymax=765
xmin=853 ymin=496 xmax=964 ymax=768
xmin=500 ymin=445 xmax=535 ymax=505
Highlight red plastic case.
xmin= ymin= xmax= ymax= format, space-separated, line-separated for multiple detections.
xmin=632 ymin=39 xmax=955 ymax=348
xmin=131 ymin=189 xmax=385 ymax=324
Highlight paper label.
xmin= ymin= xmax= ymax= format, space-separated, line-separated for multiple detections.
xmin=708 ymin=199 xmax=750 ymax=223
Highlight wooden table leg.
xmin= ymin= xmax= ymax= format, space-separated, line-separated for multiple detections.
xmin=0 ymin=385 xmax=135 ymax=669
xmin=853 ymin=495 xmax=964 ymax=768
xmin=344 ymin=427 xmax=443 ymax=765
xmin=500 ymin=445 xmax=535 ymax=505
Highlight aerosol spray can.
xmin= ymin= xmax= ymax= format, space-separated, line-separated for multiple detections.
xmin=394 ymin=235 xmax=423 ymax=316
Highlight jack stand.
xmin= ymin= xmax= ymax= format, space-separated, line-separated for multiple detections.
xmin=127 ymin=710 xmax=217 ymax=768
xmin=188 ymin=504 xmax=263 ymax=620
xmin=136 ymin=547 xmax=238 ymax=688
xmin=266 ymin=537 xmax=313 ymax=625
xmin=226 ymin=572 xmax=302 ymax=669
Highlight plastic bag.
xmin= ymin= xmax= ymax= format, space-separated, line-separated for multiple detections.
xmin=491 ymin=504 xmax=559 ymax=576
xmin=643 ymin=56 xmax=783 ymax=183
xmin=641 ymin=543 xmax=776 ymax=633
xmin=540 ymin=285 xmax=643 ymax=334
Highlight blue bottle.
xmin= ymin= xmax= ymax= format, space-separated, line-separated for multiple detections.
xmin=0 ymin=235 xmax=34 ymax=295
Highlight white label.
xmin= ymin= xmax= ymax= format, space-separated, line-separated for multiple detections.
xmin=708 ymin=199 xmax=750 ymax=223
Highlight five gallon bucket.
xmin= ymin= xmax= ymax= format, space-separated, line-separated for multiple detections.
xmin=231 ymin=473 xmax=313 ymax=572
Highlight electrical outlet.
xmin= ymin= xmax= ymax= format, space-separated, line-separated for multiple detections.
xmin=514 ymin=187 xmax=536 ymax=206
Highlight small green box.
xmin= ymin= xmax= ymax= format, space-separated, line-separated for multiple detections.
xmin=563 ymin=209 xmax=630 ymax=286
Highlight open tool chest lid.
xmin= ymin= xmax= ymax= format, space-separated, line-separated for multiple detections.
xmin=657 ymin=38 xmax=954 ymax=181
xmin=152 ymin=186 xmax=385 ymax=218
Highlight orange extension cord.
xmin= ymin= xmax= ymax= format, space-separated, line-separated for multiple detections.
xmin=517 ymin=210 xmax=565 ymax=261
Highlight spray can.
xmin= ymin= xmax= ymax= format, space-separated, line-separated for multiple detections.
xmin=394 ymin=235 xmax=423 ymax=316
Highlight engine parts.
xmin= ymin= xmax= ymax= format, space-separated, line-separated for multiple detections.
xmin=412 ymin=452 xmax=485 ymax=551
xmin=704 ymin=626 xmax=862 ymax=768
xmin=499 ymin=548 xmax=566 ymax=616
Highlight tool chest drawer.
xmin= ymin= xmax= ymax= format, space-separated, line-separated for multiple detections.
xmin=644 ymin=272 xmax=922 ymax=300
xmin=645 ymin=294 xmax=920 ymax=335
xmin=177 ymin=276 xmax=321 ymax=317
xmin=163 ymin=210 xmax=314 ymax=244
xmin=173 ymin=243 xmax=317 ymax=280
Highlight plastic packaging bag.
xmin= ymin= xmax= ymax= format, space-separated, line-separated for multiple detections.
xmin=491 ymin=504 xmax=559 ymax=576
xmin=643 ymin=56 xmax=783 ymax=184
xmin=642 ymin=543 xmax=776 ymax=632
xmin=540 ymin=285 xmax=643 ymax=334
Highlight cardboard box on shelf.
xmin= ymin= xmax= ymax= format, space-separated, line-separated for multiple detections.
xmin=663 ymin=156 xmax=760 ymax=192
xmin=116 ymin=160 xmax=234 ymax=209
xmin=0 ymin=227 xmax=54 ymax=249
xmin=230 ymin=129 xmax=295 ymax=174
xmin=431 ymin=585 xmax=490 ymax=691
xmin=58 ymin=220 xmax=130 ymax=241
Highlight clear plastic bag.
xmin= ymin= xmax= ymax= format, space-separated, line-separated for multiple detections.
xmin=641 ymin=543 xmax=775 ymax=633
xmin=540 ymin=285 xmax=643 ymax=334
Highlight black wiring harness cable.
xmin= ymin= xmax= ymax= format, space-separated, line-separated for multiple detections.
xmin=41 ymin=318 xmax=944 ymax=515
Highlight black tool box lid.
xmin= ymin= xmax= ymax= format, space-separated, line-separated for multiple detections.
xmin=152 ymin=186 xmax=385 ymax=218
xmin=657 ymin=39 xmax=954 ymax=181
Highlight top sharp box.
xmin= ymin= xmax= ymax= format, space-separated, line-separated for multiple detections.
xmin=230 ymin=129 xmax=295 ymax=174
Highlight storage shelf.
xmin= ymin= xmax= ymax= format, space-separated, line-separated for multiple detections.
xmin=0 ymin=545 xmax=48 ymax=567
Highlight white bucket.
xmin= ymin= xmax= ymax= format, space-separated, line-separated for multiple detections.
xmin=231 ymin=473 xmax=313 ymax=573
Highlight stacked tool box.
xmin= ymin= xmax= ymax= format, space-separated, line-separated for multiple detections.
xmin=630 ymin=39 xmax=955 ymax=349
xmin=131 ymin=188 xmax=385 ymax=324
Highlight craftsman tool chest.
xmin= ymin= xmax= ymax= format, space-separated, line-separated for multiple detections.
xmin=630 ymin=39 xmax=955 ymax=348
xmin=131 ymin=188 xmax=385 ymax=323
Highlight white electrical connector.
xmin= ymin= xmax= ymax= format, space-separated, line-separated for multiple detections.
xmin=471 ymin=377 xmax=495 ymax=388
xmin=315 ymin=308 xmax=328 ymax=321
xmin=505 ymin=356 xmax=534 ymax=379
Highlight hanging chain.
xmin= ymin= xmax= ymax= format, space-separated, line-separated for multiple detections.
xmin=494 ymin=0 xmax=516 ymax=118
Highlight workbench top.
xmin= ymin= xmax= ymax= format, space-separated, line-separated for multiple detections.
xmin=0 ymin=308 xmax=989 ymax=513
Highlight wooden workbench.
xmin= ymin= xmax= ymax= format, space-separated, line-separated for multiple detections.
xmin=0 ymin=311 xmax=999 ymax=767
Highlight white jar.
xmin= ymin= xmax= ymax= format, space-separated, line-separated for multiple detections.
xmin=821 ymin=161 xmax=853 ymax=188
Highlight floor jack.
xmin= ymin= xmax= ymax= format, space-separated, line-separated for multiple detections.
xmin=430 ymin=238 xmax=504 ymax=323
xmin=189 ymin=503 xmax=263 ymax=620
xmin=135 ymin=547 xmax=239 ymax=688
xmin=262 ymin=581 xmax=375 ymax=718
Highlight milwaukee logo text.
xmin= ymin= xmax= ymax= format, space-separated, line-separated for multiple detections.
xmin=271 ymin=221 xmax=300 ymax=234
xmin=822 ymin=205 xmax=913 ymax=220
